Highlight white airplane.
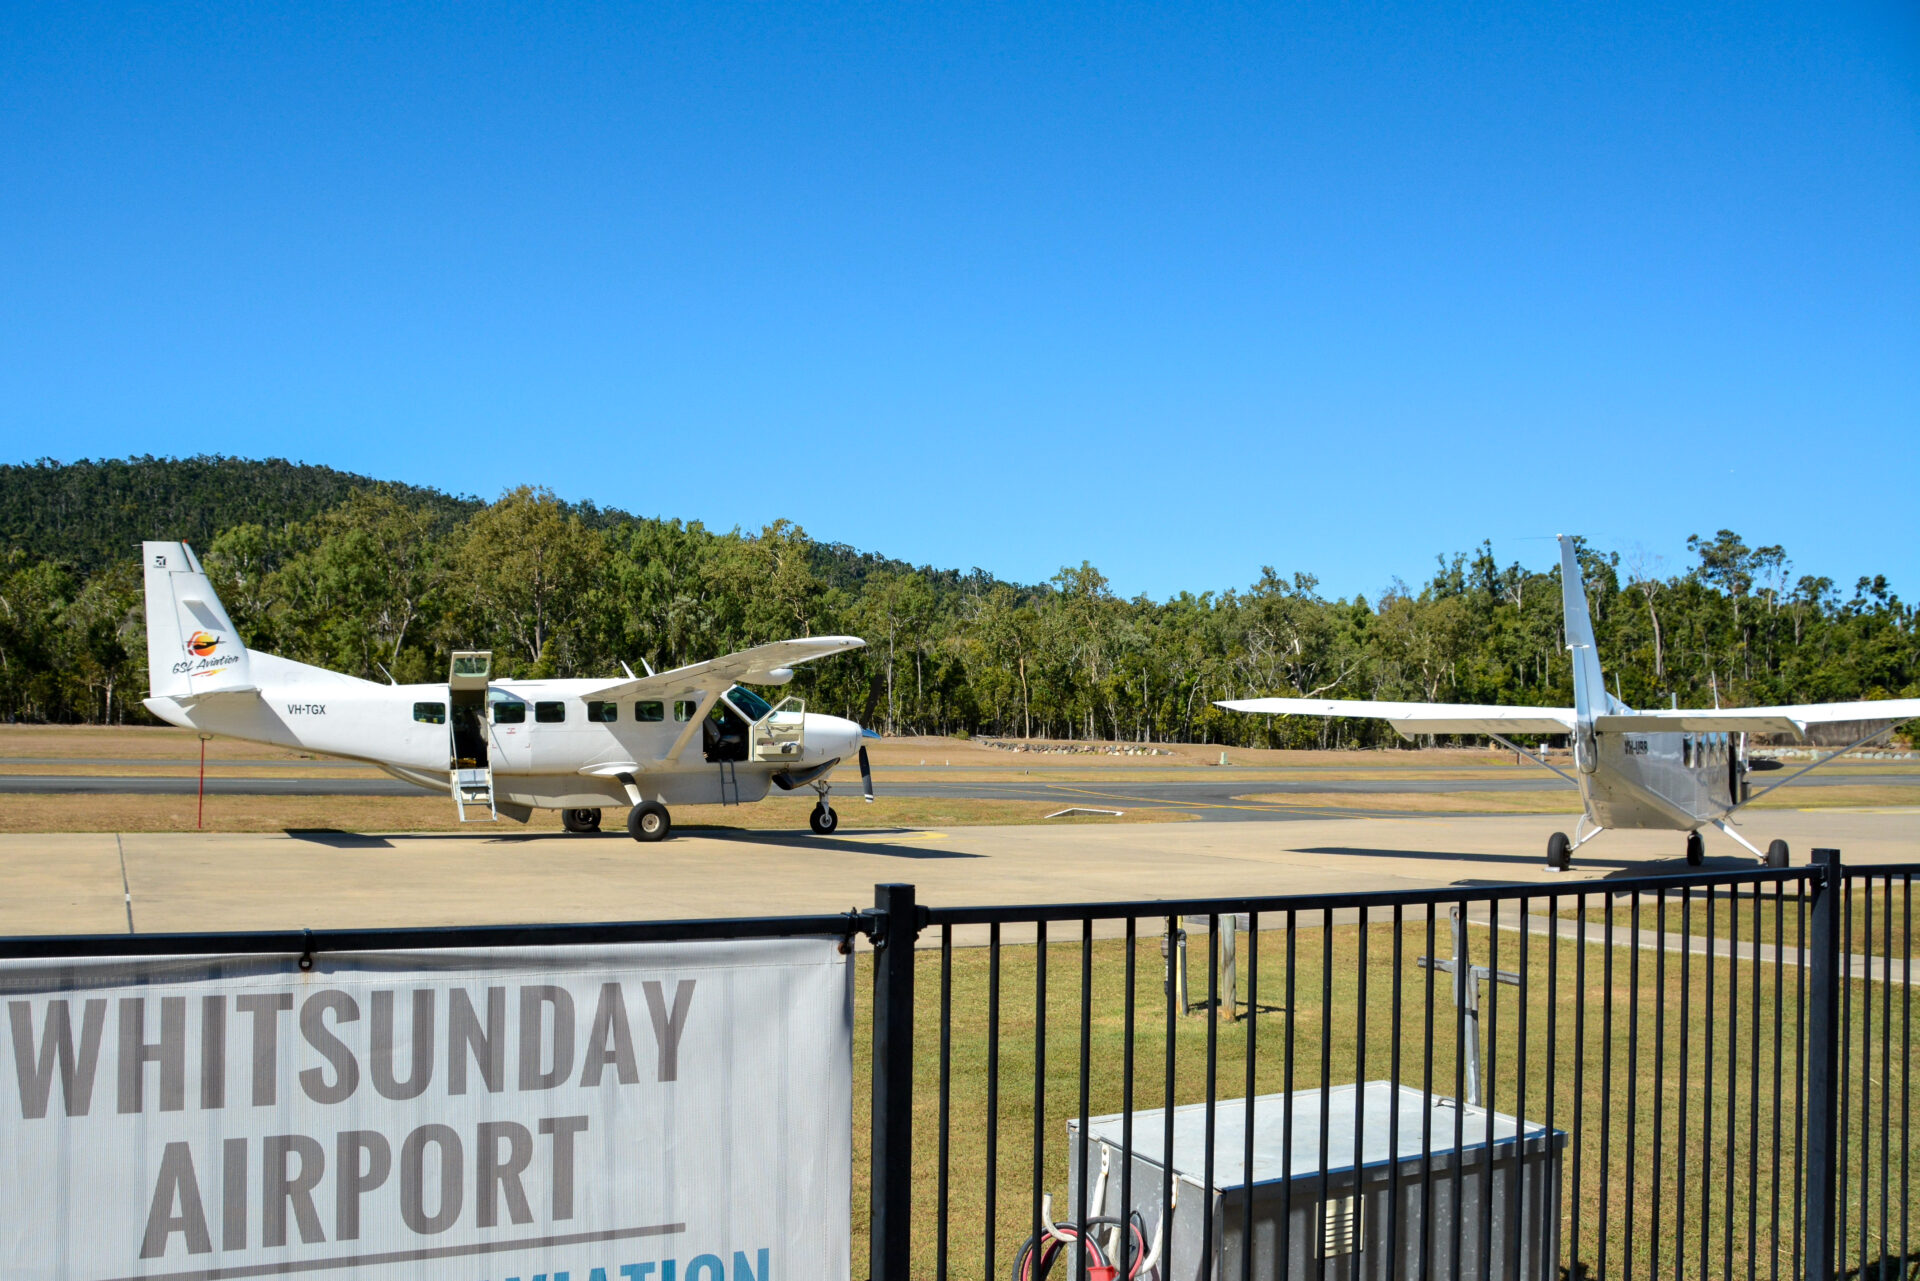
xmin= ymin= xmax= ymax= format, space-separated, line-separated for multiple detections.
xmin=1219 ymin=535 xmax=1920 ymax=870
xmin=139 ymin=540 xmax=875 ymax=841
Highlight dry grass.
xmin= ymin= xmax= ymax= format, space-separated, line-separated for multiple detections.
xmin=1746 ymin=785 xmax=1920 ymax=811
xmin=1236 ymin=790 xmax=1584 ymax=814
xmin=0 ymin=724 xmax=319 ymax=760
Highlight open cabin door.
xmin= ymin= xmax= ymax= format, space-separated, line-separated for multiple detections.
xmin=448 ymin=651 xmax=496 ymax=821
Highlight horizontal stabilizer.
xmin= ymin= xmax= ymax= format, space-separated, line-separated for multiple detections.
xmin=1216 ymin=696 xmax=1575 ymax=738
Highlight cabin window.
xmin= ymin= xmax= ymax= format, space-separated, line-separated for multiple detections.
xmin=673 ymin=700 xmax=699 ymax=722
xmin=412 ymin=701 xmax=446 ymax=724
xmin=586 ymin=701 xmax=618 ymax=723
xmin=1683 ymin=735 xmax=1693 ymax=767
xmin=535 ymin=701 xmax=566 ymax=723
xmin=635 ymin=701 xmax=665 ymax=722
xmin=491 ymin=701 xmax=526 ymax=725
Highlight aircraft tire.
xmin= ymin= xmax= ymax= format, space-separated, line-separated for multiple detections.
xmin=561 ymin=808 xmax=602 ymax=834
xmin=1686 ymin=830 xmax=1705 ymax=866
xmin=809 ymin=803 xmax=839 ymax=836
xmin=1766 ymin=839 xmax=1790 ymax=869
xmin=628 ymin=801 xmax=671 ymax=842
xmin=1546 ymin=832 xmax=1571 ymax=871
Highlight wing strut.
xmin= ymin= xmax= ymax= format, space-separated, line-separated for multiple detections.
xmin=668 ymin=689 xmax=722 ymax=763
xmin=1739 ymin=723 xmax=1900 ymax=807
xmin=1486 ymin=732 xmax=1581 ymax=786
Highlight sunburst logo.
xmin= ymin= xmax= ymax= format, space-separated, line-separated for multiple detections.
xmin=185 ymin=631 xmax=220 ymax=658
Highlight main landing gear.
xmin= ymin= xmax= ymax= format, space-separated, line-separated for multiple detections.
xmin=1545 ymin=815 xmax=1599 ymax=871
xmin=1686 ymin=830 xmax=1705 ymax=866
xmin=627 ymin=801 xmax=671 ymax=842
xmin=561 ymin=808 xmax=602 ymax=834
xmin=1704 ymin=818 xmax=1790 ymax=867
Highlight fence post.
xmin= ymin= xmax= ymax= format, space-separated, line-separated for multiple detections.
xmin=1803 ymin=848 xmax=1843 ymax=1281
xmin=871 ymin=883 xmax=920 ymax=1281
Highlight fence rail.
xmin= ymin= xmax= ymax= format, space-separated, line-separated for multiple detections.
xmin=869 ymin=852 xmax=1917 ymax=1281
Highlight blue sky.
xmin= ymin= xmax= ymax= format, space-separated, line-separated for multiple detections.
xmin=3 ymin=2 xmax=1915 ymax=602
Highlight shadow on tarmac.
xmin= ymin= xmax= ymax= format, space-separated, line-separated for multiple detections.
xmin=1297 ymin=845 xmax=1643 ymax=872
xmin=282 ymin=825 xmax=985 ymax=859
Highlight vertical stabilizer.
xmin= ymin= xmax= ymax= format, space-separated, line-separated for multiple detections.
xmin=142 ymin=542 xmax=254 ymax=701
xmin=1557 ymin=535 xmax=1613 ymax=721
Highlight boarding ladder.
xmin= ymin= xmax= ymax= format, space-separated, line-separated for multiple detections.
xmin=452 ymin=768 xmax=498 ymax=822
xmin=717 ymin=759 xmax=740 ymax=807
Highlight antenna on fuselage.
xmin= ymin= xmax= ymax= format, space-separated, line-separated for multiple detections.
xmin=375 ymin=661 xmax=398 ymax=686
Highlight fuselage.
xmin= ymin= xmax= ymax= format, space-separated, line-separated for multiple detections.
xmin=1581 ymin=728 xmax=1746 ymax=831
xmin=144 ymin=651 xmax=865 ymax=812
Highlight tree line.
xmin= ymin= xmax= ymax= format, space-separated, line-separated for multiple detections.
xmin=2 ymin=458 xmax=1915 ymax=745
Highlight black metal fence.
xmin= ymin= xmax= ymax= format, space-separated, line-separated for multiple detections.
xmin=0 ymin=852 xmax=1909 ymax=1281
xmin=863 ymin=851 xmax=1917 ymax=1281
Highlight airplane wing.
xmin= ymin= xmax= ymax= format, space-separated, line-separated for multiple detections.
xmin=1594 ymin=697 xmax=1920 ymax=738
xmin=576 ymin=636 xmax=867 ymax=701
xmin=1215 ymin=697 xmax=1575 ymax=738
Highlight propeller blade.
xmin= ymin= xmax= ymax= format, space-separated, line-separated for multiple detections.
xmin=859 ymin=744 xmax=874 ymax=802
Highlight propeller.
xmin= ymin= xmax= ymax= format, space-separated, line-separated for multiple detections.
xmin=859 ymin=744 xmax=874 ymax=802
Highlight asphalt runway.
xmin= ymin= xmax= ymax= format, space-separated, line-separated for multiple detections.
xmin=2 ymin=769 xmax=1913 ymax=823
xmin=1 ymin=809 xmax=1913 ymax=937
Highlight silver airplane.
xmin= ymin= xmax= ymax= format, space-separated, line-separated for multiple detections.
xmin=1219 ymin=535 xmax=1920 ymax=869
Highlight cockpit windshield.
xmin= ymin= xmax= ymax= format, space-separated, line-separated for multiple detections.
xmin=724 ymin=684 xmax=775 ymax=721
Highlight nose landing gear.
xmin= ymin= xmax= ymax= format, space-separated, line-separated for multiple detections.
xmin=1685 ymin=830 xmax=1704 ymax=866
xmin=807 ymin=778 xmax=841 ymax=835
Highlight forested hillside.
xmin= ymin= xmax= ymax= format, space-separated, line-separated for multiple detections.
xmin=2 ymin=457 xmax=1915 ymax=744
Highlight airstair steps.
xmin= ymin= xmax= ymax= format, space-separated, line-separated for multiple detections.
xmin=452 ymin=767 xmax=498 ymax=821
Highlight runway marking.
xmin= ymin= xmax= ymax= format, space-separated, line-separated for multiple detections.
xmin=116 ymin=833 xmax=135 ymax=934
xmin=1038 ymin=782 xmax=1369 ymax=817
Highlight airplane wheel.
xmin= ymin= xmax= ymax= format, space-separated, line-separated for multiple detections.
xmin=628 ymin=801 xmax=671 ymax=842
xmin=561 ymin=808 xmax=602 ymax=833
xmin=1686 ymin=831 xmax=1705 ymax=866
xmin=1766 ymin=839 xmax=1790 ymax=869
xmin=1546 ymin=832 xmax=1571 ymax=872
xmin=809 ymin=803 xmax=839 ymax=835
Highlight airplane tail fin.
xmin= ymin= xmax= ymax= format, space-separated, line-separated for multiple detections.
xmin=1558 ymin=535 xmax=1611 ymax=722
xmin=142 ymin=541 xmax=255 ymax=701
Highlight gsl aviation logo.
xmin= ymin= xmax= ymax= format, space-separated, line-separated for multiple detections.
xmin=184 ymin=630 xmax=220 ymax=658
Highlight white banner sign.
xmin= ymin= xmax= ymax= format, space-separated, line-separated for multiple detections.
xmin=0 ymin=937 xmax=852 ymax=1281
